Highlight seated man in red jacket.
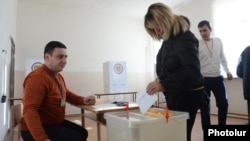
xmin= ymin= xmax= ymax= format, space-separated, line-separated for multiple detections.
xmin=21 ymin=41 xmax=96 ymax=141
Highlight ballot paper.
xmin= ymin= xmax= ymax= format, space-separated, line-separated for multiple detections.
xmin=136 ymin=91 xmax=158 ymax=114
xmin=92 ymin=103 xmax=117 ymax=109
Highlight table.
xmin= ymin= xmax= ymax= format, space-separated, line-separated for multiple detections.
xmin=94 ymin=92 xmax=137 ymax=102
xmin=77 ymin=103 xmax=139 ymax=141
xmin=8 ymin=97 xmax=23 ymax=101
xmin=8 ymin=97 xmax=23 ymax=107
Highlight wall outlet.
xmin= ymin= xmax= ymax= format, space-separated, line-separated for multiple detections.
xmin=1 ymin=95 xmax=6 ymax=103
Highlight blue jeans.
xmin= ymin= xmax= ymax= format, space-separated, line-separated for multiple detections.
xmin=200 ymin=76 xmax=228 ymax=127
xmin=21 ymin=119 xmax=88 ymax=141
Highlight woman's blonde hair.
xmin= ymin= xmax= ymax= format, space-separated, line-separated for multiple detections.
xmin=144 ymin=3 xmax=189 ymax=41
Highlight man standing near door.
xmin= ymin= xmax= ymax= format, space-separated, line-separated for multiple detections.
xmin=237 ymin=46 xmax=250 ymax=125
xmin=197 ymin=20 xmax=233 ymax=127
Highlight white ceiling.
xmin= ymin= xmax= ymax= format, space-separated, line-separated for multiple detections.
xmin=28 ymin=0 xmax=194 ymax=19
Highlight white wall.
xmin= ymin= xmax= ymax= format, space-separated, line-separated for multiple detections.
xmin=16 ymin=1 xmax=149 ymax=72
xmin=0 ymin=0 xmax=17 ymax=140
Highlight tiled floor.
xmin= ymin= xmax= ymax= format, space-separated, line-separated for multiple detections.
xmin=8 ymin=113 xmax=248 ymax=141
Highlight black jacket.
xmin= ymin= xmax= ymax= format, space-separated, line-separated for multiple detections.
xmin=237 ymin=46 xmax=250 ymax=100
xmin=156 ymin=30 xmax=204 ymax=97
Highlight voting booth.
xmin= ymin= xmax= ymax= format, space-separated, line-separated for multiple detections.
xmin=104 ymin=108 xmax=189 ymax=141
xmin=103 ymin=61 xmax=127 ymax=93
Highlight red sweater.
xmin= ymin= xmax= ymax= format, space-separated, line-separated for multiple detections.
xmin=21 ymin=65 xmax=85 ymax=141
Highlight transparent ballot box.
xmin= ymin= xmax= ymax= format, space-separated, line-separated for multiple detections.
xmin=104 ymin=108 xmax=189 ymax=141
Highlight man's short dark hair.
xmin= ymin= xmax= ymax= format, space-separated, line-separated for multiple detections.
xmin=44 ymin=41 xmax=67 ymax=55
xmin=198 ymin=20 xmax=211 ymax=29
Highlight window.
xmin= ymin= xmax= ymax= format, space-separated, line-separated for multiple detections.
xmin=213 ymin=0 xmax=250 ymax=77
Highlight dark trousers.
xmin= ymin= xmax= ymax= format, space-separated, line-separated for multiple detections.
xmin=166 ymin=89 xmax=205 ymax=141
xmin=200 ymin=76 xmax=228 ymax=127
xmin=21 ymin=119 xmax=88 ymax=141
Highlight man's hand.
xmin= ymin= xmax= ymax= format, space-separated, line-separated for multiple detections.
xmin=227 ymin=72 xmax=233 ymax=80
xmin=83 ymin=95 xmax=96 ymax=105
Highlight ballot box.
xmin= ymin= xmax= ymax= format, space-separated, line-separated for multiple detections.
xmin=104 ymin=108 xmax=189 ymax=141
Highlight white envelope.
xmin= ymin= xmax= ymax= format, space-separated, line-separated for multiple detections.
xmin=136 ymin=91 xmax=158 ymax=114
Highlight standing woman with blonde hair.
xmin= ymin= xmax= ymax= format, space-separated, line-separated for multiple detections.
xmin=145 ymin=3 xmax=206 ymax=141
